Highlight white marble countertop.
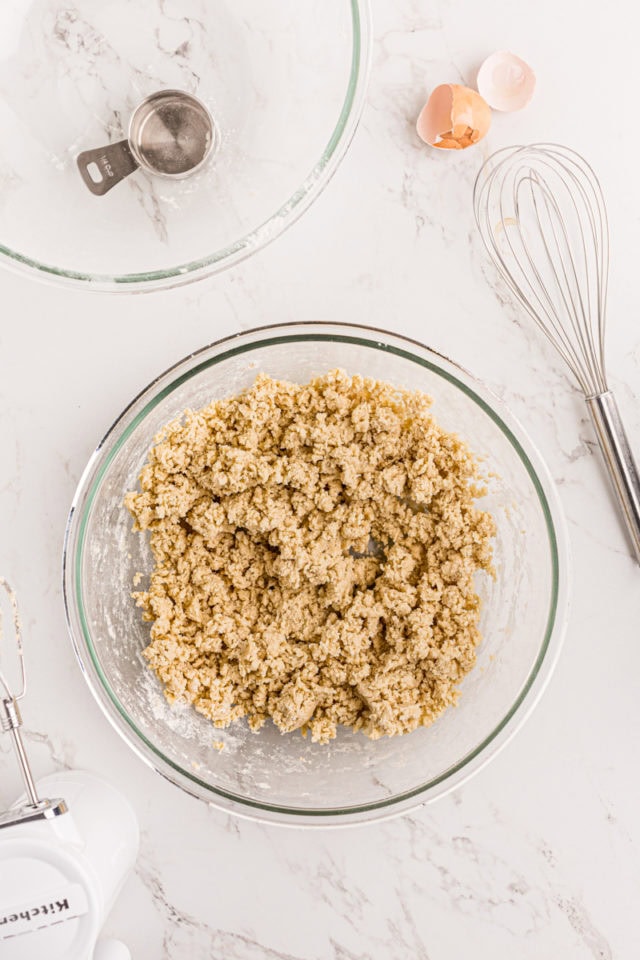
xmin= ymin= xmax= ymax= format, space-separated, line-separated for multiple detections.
xmin=1 ymin=0 xmax=640 ymax=957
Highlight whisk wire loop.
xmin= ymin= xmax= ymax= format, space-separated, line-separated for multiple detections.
xmin=473 ymin=143 xmax=609 ymax=396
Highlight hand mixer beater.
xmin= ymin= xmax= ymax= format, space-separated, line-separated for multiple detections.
xmin=474 ymin=143 xmax=640 ymax=563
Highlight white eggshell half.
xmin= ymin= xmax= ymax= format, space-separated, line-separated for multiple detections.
xmin=476 ymin=51 xmax=536 ymax=112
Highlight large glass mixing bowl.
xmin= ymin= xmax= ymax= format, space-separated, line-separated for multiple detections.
xmin=0 ymin=2 xmax=370 ymax=291
xmin=63 ymin=323 xmax=569 ymax=825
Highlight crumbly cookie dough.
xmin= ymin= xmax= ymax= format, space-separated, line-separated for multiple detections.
xmin=125 ymin=370 xmax=495 ymax=744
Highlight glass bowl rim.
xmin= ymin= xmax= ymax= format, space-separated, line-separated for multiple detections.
xmin=62 ymin=321 xmax=570 ymax=825
xmin=0 ymin=0 xmax=371 ymax=293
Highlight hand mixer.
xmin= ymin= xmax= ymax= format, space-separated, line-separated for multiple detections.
xmin=473 ymin=143 xmax=640 ymax=564
xmin=0 ymin=578 xmax=139 ymax=960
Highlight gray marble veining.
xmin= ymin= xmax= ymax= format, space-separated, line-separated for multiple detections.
xmin=1 ymin=0 xmax=639 ymax=957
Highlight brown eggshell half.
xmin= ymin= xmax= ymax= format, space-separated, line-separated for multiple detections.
xmin=416 ymin=83 xmax=491 ymax=150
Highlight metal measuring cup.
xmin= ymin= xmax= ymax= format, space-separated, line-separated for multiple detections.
xmin=76 ymin=89 xmax=216 ymax=196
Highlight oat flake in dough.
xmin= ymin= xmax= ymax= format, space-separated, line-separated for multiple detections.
xmin=125 ymin=370 xmax=495 ymax=744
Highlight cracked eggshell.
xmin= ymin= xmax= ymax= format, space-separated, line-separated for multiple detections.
xmin=476 ymin=52 xmax=536 ymax=112
xmin=416 ymin=84 xmax=491 ymax=150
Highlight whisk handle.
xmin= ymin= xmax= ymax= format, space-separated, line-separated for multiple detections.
xmin=586 ymin=391 xmax=640 ymax=565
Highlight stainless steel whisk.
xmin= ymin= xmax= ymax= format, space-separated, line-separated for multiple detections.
xmin=473 ymin=143 xmax=640 ymax=564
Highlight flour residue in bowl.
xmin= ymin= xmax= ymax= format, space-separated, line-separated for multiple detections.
xmin=124 ymin=370 xmax=495 ymax=744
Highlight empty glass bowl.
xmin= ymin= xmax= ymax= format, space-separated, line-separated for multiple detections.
xmin=63 ymin=323 xmax=569 ymax=825
xmin=0 ymin=1 xmax=370 ymax=291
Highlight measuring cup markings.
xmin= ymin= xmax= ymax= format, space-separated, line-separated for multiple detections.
xmin=76 ymin=90 xmax=216 ymax=196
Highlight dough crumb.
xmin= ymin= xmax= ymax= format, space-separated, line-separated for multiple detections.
xmin=125 ymin=370 xmax=495 ymax=744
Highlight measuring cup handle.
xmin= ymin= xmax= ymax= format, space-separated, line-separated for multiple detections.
xmin=76 ymin=140 xmax=139 ymax=196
